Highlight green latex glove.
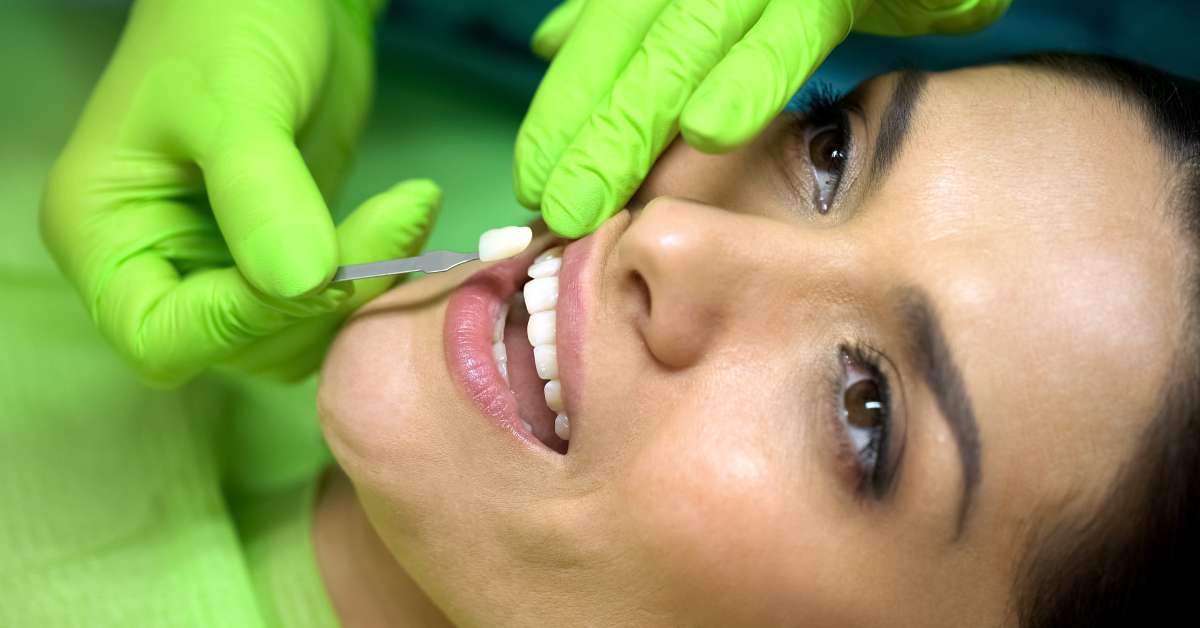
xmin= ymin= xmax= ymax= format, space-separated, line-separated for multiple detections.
xmin=39 ymin=0 xmax=424 ymax=387
xmin=515 ymin=0 xmax=1011 ymax=237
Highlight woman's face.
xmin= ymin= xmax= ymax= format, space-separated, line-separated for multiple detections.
xmin=319 ymin=65 xmax=1189 ymax=627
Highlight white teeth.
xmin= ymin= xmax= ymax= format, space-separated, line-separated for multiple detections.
xmin=554 ymin=414 xmax=570 ymax=440
xmin=526 ymin=311 xmax=556 ymax=347
xmin=534 ymin=246 xmax=564 ymax=264
xmin=492 ymin=303 xmax=508 ymax=343
xmin=544 ymin=379 xmax=563 ymax=412
xmin=522 ymin=277 xmax=558 ymax=314
xmin=527 ymin=251 xmax=563 ymax=279
xmin=487 ymin=244 xmax=573 ymax=443
xmin=492 ymin=342 xmax=508 ymax=383
xmin=532 ymin=247 xmax=568 ymax=441
xmin=522 ymin=420 xmax=533 ymax=432
xmin=492 ymin=303 xmax=510 ymax=383
xmin=533 ymin=345 xmax=558 ymax=379
xmin=478 ymin=226 xmax=533 ymax=262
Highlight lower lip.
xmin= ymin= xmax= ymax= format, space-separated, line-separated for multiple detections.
xmin=444 ymin=251 xmax=548 ymax=451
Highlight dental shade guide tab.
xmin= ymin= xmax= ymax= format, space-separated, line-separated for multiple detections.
xmin=331 ymin=226 xmax=533 ymax=283
xmin=478 ymin=226 xmax=533 ymax=262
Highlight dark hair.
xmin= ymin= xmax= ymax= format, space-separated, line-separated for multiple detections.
xmin=1005 ymin=53 xmax=1200 ymax=628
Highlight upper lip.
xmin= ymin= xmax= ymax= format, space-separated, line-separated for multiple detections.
xmin=555 ymin=211 xmax=632 ymax=441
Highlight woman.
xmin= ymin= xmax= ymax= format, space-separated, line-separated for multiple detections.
xmin=317 ymin=54 xmax=1198 ymax=627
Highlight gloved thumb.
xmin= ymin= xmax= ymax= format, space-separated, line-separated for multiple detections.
xmin=220 ymin=179 xmax=442 ymax=381
xmin=530 ymin=0 xmax=586 ymax=60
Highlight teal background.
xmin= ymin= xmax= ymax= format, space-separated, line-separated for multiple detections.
xmin=0 ymin=1 xmax=1196 ymax=625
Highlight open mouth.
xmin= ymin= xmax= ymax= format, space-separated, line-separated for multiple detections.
xmin=444 ymin=237 xmax=573 ymax=456
xmin=492 ymin=245 xmax=570 ymax=454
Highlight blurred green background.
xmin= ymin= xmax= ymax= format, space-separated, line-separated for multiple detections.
xmin=1 ymin=1 xmax=1197 ymax=625
xmin=0 ymin=2 xmax=558 ymax=624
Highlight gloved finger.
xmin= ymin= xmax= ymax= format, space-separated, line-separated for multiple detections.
xmin=530 ymin=0 xmax=587 ymax=60
xmin=296 ymin=0 xmax=375 ymax=199
xmin=330 ymin=178 xmax=442 ymax=308
xmin=682 ymin=0 xmax=862 ymax=152
xmin=855 ymin=0 xmax=1012 ymax=36
xmin=221 ymin=179 xmax=442 ymax=380
xmin=513 ymin=0 xmax=672 ymax=210
xmin=540 ymin=0 xmax=767 ymax=237
xmin=200 ymin=124 xmax=339 ymax=300
xmin=95 ymin=240 xmax=351 ymax=387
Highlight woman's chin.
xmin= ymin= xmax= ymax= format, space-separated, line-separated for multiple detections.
xmin=318 ymin=267 xmax=466 ymax=492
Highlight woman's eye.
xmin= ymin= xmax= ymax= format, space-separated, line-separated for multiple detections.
xmin=845 ymin=379 xmax=884 ymax=432
xmin=837 ymin=349 xmax=896 ymax=498
xmin=806 ymin=122 xmax=849 ymax=214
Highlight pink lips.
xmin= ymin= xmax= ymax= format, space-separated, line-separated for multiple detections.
xmin=443 ymin=252 xmax=538 ymax=448
xmin=443 ymin=227 xmax=604 ymax=454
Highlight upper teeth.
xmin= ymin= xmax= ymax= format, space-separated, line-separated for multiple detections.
xmin=490 ymin=245 xmax=571 ymax=442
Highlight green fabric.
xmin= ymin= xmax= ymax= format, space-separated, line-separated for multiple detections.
xmin=512 ymin=0 xmax=1011 ymax=238
xmin=235 ymin=480 xmax=340 ymax=628
xmin=0 ymin=4 xmax=530 ymax=625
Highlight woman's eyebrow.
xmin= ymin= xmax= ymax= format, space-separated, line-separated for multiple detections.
xmin=864 ymin=69 xmax=929 ymax=195
xmin=899 ymin=287 xmax=982 ymax=541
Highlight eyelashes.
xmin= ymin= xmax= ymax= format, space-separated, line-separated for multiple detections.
xmin=786 ymin=81 xmax=846 ymax=118
xmin=785 ymin=82 xmax=855 ymax=215
xmin=826 ymin=341 xmax=905 ymax=501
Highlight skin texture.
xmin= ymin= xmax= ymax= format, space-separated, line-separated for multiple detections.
xmin=316 ymin=66 xmax=1191 ymax=627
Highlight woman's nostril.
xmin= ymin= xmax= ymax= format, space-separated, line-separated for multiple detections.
xmin=626 ymin=270 xmax=652 ymax=322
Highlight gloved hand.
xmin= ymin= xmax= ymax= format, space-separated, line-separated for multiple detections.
xmin=40 ymin=0 xmax=415 ymax=387
xmin=514 ymin=0 xmax=1011 ymax=237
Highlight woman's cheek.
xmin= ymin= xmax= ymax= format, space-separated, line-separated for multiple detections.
xmin=614 ymin=432 xmax=800 ymax=623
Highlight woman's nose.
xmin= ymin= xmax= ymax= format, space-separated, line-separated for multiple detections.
xmin=615 ymin=198 xmax=799 ymax=368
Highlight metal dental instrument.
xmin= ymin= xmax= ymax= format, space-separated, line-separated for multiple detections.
xmin=331 ymin=250 xmax=479 ymax=283
xmin=332 ymin=226 xmax=534 ymax=283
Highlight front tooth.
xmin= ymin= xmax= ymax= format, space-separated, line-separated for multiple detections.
xmin=544 ymin=379 xmax=563 ymax=412
xmin=554 ymin=414 xmax=570 ymax=440
xmin=533 ymin=345 xmax=559 ymax=379
xmin=523 ymin=277 xmax=558 ymax=314
xmin=534 ymin=246 xmax=564 ymax=264
xmin=527 ymin=252 xmax=563 ymax=279
xmin=492 ymin=303 xmax=509 ymax=343
xmin=527 ymin=311 xmax=556 ymax=347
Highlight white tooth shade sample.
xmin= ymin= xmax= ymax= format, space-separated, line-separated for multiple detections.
xmin=478 ymin=226 xmax=533 ymax=262
xmin=554 ymin=414 xmax=570 ymax=440
xmin=523 ymin=277 xmax=558 ymax=313
xmin=533 ymin=345 xmax=559 ymax=379
xmin=527 ymin=311 xmax=556 ymax=346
